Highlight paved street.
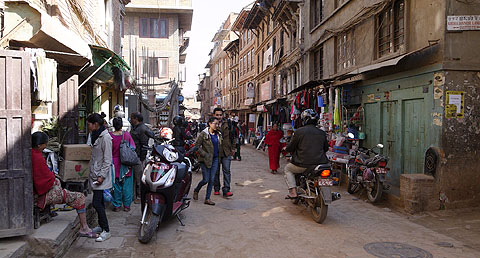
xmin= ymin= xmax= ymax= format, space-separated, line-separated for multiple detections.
xmin=65 ymin=146 xmax=480 ymax=258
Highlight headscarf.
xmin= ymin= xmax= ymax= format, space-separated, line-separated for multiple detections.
xmin=90 ymin=125 xmax=106 ymax=145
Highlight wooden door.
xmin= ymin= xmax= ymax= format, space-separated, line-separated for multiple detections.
xmin=381 ymin=101 xmax=400 ymax=186
xmin=0 ymin=50 xmax=33 ymax=238
xmin=58 ymin=75 xmax=79 ymax=144
xmin=402 ymin=99 xmax=426 ymax=174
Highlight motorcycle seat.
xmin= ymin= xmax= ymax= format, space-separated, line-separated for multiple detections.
xmin=172 ymin=162 xmax=187 ymax=183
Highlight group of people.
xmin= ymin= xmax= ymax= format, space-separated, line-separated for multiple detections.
xmin=192 ymin=108 xmax=239 ymax=205
xmin=32 ymin=111 xmax=154 ymax=242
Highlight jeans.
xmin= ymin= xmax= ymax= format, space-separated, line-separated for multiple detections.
xmin=194 ymin=156 xmax=219 ymax=200
xmin=92 ymin=190 xmax=109 ymax=232
xmin=214 ymin=156 xmax=232 ymax=193
xmin=284 ymin=163 xmax=307 ymax=189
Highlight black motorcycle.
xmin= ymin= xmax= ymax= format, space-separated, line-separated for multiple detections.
xmin=291 ymin=163 xmax=341 ymax=224
xmin=346 ymin=136 xmax=390 ymax=203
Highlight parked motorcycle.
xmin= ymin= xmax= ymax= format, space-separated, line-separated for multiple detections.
xmin=184 ymin=139 xmax=200 ymax=172
xmin=290 ymin=163 xmax=341 ymax=224
xmin=138 ymin=143 xmax=193 ymax=244
xmin=346 ymin=133 xmax=390 ymax=203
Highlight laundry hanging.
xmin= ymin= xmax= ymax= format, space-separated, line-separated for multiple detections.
xmin=333 ymin=88 xmax=341 ymax=127
xmin=36 ymin=56 xmax=58 ymax=102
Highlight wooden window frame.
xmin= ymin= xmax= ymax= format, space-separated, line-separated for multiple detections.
xmin=335 ymin=29 xmax=355 ymax=73
xmin=139 ymin=18 xmax=168 ymax=38
xmin=311 ymin=0 xmax=324 ymax=30
xmin=313 ymin=46 xmax=324 ymax=80
xmin=376 ymin=0 xmax=405 ymax=58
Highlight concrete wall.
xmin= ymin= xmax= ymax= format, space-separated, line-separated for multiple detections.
xmin=438 ymin=71 xmax=480 ymax=208
xmin=444 ymin=0 xmax=480 ymax=70
xmin=303 ymin=0 xmax=446 ymax=80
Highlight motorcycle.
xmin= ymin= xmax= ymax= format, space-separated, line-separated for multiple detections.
xmin=138 ymin=142 xmax=193 ymax=244
xmin=184 ymin=139 xmax=200 ymax=173
xmin=346 ymin=133 xmax=390 ymax=203
xmin=291 ymin=163 xmax=341 ymax=224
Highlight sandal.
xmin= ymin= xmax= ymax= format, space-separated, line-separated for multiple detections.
xmin=79 ymin=231 xmax=98 ymax=238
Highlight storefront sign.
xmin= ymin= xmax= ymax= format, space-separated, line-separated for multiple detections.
xmin=260 ymin=81 xmax=271 ymax=101
xmin=244 ymin=98 xmax=253 ymax=106
xmin=447 ymin=15 xmax=480 ymax=31
xmin=257 ymin=105 xmax=265 ymax=112
xmin=249 ymin=114 xmax=256 ymax=122
xmin=246 ymin=81 xmax=255 ymax=98
xmin=445 ymin=91 xmax=465 ymax=118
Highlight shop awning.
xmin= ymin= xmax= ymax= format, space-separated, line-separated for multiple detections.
xmin=288 ymin=80 xmax=330 ymax=95
xmin=4 ymin=1 xmax=91 ymax=67
xmin=79 ymin=45 xmax=131 ymax=88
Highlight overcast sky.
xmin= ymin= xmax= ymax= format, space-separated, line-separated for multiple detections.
xmin=182 ymin=0 xmax=254 ymax=97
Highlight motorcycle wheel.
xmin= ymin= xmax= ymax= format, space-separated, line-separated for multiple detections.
xmin=309 ymin=194 xmax=328 ymax=224
xmin=138 ymin=207 xmax=161 ymax=244
xmin=367 ymin=175 xmax=383 ymax=203
xmin=347 ymin=180 xmax=359 ymax=194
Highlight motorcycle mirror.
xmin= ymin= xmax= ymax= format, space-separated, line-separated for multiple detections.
xmin=347 ymin=133 xmax=355 ymax=139
xmin=377 ymin=144 xmax=384 ymax=149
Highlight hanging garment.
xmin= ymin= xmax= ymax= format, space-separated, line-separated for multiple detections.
xmin=333 ymin=88 xmax=341 ymax=127
xmin=25 ymin=48 xmax=46 ymax=92
xmin=36 ymin=56 xmax=58 ymax=102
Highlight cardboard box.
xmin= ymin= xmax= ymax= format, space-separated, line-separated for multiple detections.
xmin=63 ymin=144 xmax=91 ymax=161
xmin=59 ymin=160 xmax=90 ymax=181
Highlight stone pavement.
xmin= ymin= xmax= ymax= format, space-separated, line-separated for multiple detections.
xmin=63 ymin=145 xmax=480 ymax=258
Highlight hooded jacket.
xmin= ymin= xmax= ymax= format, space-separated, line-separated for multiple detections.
xmin=195 ymin=127 xmax=223 ymax=168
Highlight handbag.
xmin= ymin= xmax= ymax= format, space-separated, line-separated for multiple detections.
xmin=120 ymin=132 xmax=140 ymax=166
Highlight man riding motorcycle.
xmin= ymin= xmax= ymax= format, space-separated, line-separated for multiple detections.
xmin=284 ymin=109 xmax=330 ymax=198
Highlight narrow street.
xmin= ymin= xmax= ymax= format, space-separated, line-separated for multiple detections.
xmin=65 ymin=146 xmax=480 ymax=258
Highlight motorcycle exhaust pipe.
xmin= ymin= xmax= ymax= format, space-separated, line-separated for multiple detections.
xmin=332 ymin=192 xmax=341 ymax=201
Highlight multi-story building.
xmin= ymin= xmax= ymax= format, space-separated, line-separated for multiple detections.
xmin=122 ymin=0 xmax=193 ymax=125
xmin=207 ymin=13 xmax=238 ymax=114
xmin=3 ymin=0 xmax=131 ymax=143
xmin=299 ymin=0 xmax=480 ymax=208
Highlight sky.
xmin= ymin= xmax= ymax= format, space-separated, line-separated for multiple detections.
xmin=182 ymin=0 xmax=254 ymax=98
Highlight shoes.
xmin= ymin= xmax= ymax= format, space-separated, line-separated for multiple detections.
xmin=214 ymin=191 xmax=220 ymax=196
xmin=133 ymin=199 xmax=141 ymax=204
xmin=112 ymin=206 xmax=121 ymax=212
xmin=123 ymin=207 xmax=131 ymax=212
xmin=223 ymin=192 xmax=233 ymax=198
xmin=204 ymin=199 xmax=215 ymax=205
xmin=95 ymin=231 xmax=111 ymax=242
xmin=91 ymin=227 xmax=102 ymax=234
xmin=193 ymin=191 xmax=199 ymax=200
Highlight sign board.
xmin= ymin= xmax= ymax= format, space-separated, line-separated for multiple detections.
xmin=246 ymin=81 xmax=255 ymax=98
xmin=260 ymin=81 xmax=271 ymax=102
xmin=445 ymin=91 xmax=465 ymax=118
xmin=249 ymin=114 xmax=256 ymax=122
xmin=244 ymin=98 xmax=253 ymax=106
xmin=257 ymin=105 xmax=265 ymax=112
xmin=447 ymin=15 xmax=480 ymax=31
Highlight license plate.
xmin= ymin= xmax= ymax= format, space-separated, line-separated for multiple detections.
xmin=376 ymin=167 xmax=388 ymax=174
xmin=318 ymin=179 xmax=333 ymax=186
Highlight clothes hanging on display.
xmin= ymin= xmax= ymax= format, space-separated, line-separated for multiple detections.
xmin=36 ymin=56 xmax=58 ymax=102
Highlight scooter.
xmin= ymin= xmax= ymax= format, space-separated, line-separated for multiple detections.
xmin=138 ymin=143 xmax=193 ymax=244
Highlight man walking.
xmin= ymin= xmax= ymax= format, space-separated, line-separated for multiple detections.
xmin=129 ymin=112 xmax=154 ymax=203
xmin=213 ymin=108 xmax=235 ymax=197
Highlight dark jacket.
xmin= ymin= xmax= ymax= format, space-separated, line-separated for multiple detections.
xmin=286 ymin=124 xmax=329 ymax=167
xmin=172 ymin=126 xmax=192 ymax=147
xmin=220 ymin=119 xmax=235 ymax=157
xmin=195 ymin=127 xmax=223 ymax=168
xmin=130 ymin=122 xmax=154 ymax=161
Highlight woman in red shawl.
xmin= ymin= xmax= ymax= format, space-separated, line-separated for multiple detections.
xmin=265 ymin=123 xmax=283 ymax=174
